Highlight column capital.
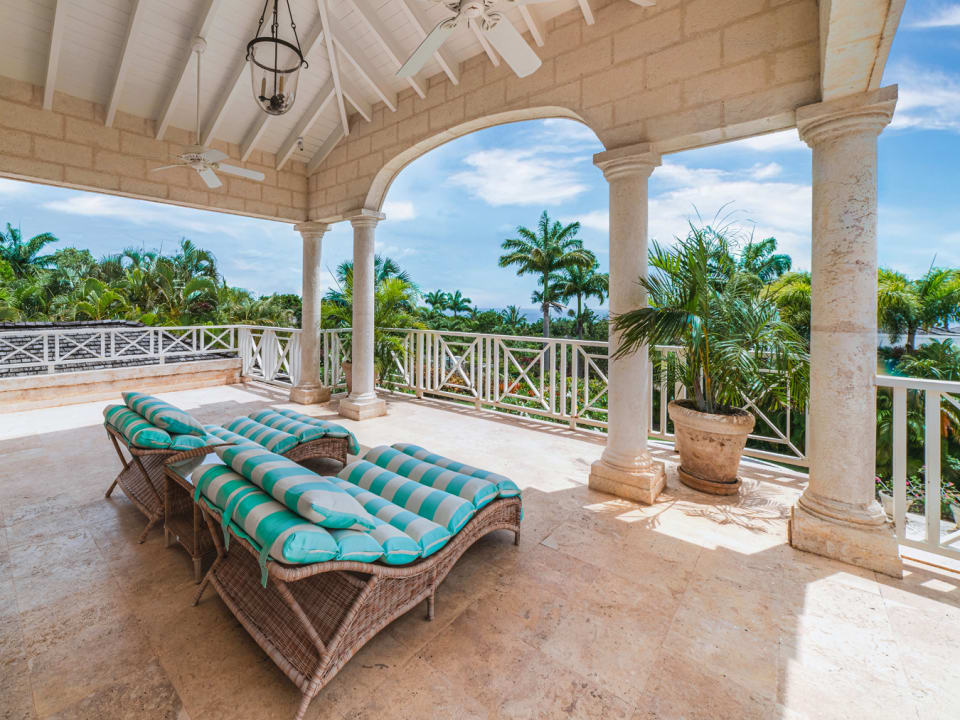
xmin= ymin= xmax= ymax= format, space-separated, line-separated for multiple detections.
xmin=593 ymin=142 xmax=661 ymax=181
xmin=345 ymin=208 xmax=386 ymax=229
xmin=796 ymin=85 xmax=897 ymax=148
xmin=294 ymin=221 xmax=331 ymax=240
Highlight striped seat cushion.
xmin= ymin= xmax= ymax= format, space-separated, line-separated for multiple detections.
xmin=169 ymin=433 xmax=221 ymax=452
xmin=272 ymin=408 xmax=360 ymax=454
xmin=392 ymin=443 xmax=522 ymax=498
xmin=192 ymin=463 xmax=342 ymax=583
xmin=247 ymin=409 xmax=327 ymax=443
xmin=104 ymin=405 xmax=171 ymax=449
xmin=364 ymin=446 xmax=498 ymax=509
xmin=333 ymin=478 xmax=446 ymax=559
xmin=337 ymin=460 xmax=475 ymax=536
xmin=216 ymin=444 xmax=375 ymax=531
xmin=122 ymin=392 xmax=205 ymax=436
xmin=327 ymin=529 xmax=385 ymax=563
xmin=203 ymin=424 xmax=259 ymax=448
xmin=224 ymin=417 xmax=299 ymax=455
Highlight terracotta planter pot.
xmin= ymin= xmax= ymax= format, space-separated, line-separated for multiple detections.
xmin=342 ymin=361 xmax=352 ymax=395
xmin=667 ymin=400 xmax=755 ymax=495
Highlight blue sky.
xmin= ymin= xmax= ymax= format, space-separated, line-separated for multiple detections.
xmin=1 ymin=1 xmax=958 ymax=316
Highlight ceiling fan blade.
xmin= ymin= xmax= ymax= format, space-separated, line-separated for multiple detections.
xmin=217 ymin=164 xmax=266 ymax=182
xmin=397 ymin=18 xmax=458 ymax=78
xmin=150 ymin=164 xmax=185 ymax=172
xmin=199 ymin=148 xmax=228 ymax=163
xmin=483 ymin=19 xmax=541 ymax=78
xmin=196 ymin=166 xmax=222 ymax=189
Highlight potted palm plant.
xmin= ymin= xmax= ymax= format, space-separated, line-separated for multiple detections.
xmin=613 ymin=225 xmax=809 ymax=495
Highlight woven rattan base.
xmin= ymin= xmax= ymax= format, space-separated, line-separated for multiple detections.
xmin=195 ymin=498 xmax=522 ymax=720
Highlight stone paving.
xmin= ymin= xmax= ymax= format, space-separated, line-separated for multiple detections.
xmin=0 ymin=383 xmax=957 ymax=719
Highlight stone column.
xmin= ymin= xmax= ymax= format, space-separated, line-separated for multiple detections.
xmin=789 ymin=86 xmax=902 ymax=578
xmin=290 ymin=221 xmax=331 ymax=404
xmin=588 ymin=142 xmax=666 ymax=505
xmin=339 ymin=208 xmax=387 ymax=421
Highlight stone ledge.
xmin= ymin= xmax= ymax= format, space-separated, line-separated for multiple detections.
xmin=588 ymin=457 xmax=666 ymax=505
xmin=338 ymin=396 xmax=387 ymax=421
xmin=0 ymin=358 xmax=241 ymax=411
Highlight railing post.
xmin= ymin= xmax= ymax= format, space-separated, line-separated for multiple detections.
xmin=238 ymin=328 xmax=252 ymax=376
xmin=924 ymin=390 xmax=942 ymax=547
xmin=415 ymin=331 xmax=424 ymax=398
xmin=892 ymin=386 xmax=907 ymax=542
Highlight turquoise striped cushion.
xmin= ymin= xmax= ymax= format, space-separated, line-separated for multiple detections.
xmin=216 ymin=444 xmax=375 ymax=531
xmin=272 ymin=408 xmax=360 ymax=454
xmin=392 ymin=443 xmax=522 ymax=498
xmin=364 ymin=446 xmax=498 ymax=509
xmin=203 ymin=424 xmax=258 ymax=448
xmin=122 ymin=392 xmax=205 ymax=436
xmin=169 ymin=433 xmax=220 ymax=452
xmin=104 ymin=405 xmax=171 ymax=449
xmin=327 ymin=529 xmax=384 ymax=563
xmin=193 ymin=463 xmax=339 ymax=583
xmin=224 ymin=417 xmax=299 ymax=455
xmin=333 ymin=477 xmax=446 ymax=559
xmin=248 ymin=409 xmax=326 ymax=443
xmin=337 ymin=460 xmax=475 ymax=536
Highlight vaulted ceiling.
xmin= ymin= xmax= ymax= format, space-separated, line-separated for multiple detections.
xmin=0 ymin=0 xmax=592 ymax=174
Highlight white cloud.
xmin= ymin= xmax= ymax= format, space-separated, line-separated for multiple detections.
xmin=736 ymin=130 xmax=806 ymax=152
xmin=911 ymin=4 xmax=960 ymax=28
xmin=382 ymin=200 xmax=416 ymax=221
xmin=888 ymin=64 xmax=960 ymax=132
xmin=562 ymin=209 xmax=609 ymax=232
xmin=648 ymin=164 xmax=812 ymax=267
xmin=375 ymin=241 xmax=416 ymax=259
xmin=449 ymin=148 xmax=588 ymax=206
xmin=750 ymin=162 xmax=782 ymax=180
xmin=0 ymin=178 xmax=28 ymax=195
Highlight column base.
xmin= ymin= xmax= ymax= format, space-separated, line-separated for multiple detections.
xmin=789 ymin=503 xmax=902 ymax=578
xmin=588 ymin=458 xmax=666 ymax=506
xmin=338 ymin=395 xmax=386 ymax=421
xmin=289 ymin=384 xmax=331 ymax=405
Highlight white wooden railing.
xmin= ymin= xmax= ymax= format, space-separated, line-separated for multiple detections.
xmin=0 ymin=324 xmax=239 ymax=374
xmin=237 ymin=326 xmax=349 ymax=391
xmin=877 ymin=375 xmax=960 ymax=561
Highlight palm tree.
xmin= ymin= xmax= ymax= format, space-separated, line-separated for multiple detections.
xmin=557 ymin=259 xmax=607 ymax=339
xmin=73 ymin=278 xmax=129 ymax=320
xmin=446 ymin=290 xmax=471 ymax=318
xmin=499 ymin=211 xmax=593 ymax=338
xmin=326 ymin=255 xmax=415 ymax=307
xmin=878 ymin=266 xmax=960 ymax=351
xmin=0 ymin=224 xmax=58 ymax=277
xmin=424 ymin=290 xmax=449 ymax=313
xmin=737 ymin=237 xmax=791 ymax=283
xmin=767 ymin=271 xmax=811 ymax=340
xmin=500 ymin=305 xmax=525 ymax=333
xmin=152 ymin=262 xmax=218 ymax=324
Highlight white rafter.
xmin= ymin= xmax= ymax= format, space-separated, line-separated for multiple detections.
xmin=105 ymin=0 xmax=149 ymax=127
xmin=43 ymin=0 xmax=69 ymax=110
xmin=472 ymin=23 xmax=500 ymax=66
xmin=316 ymin=0 xmax=350 ymax=136
xmin=397 ymin=0 xmax=460 ymax=86
xmin=342 ymin=85 xmax=372 ymax=123
xmin=307 ymin=125 xmax=345 ymax=174
xmin=240 ymin=114 xmax=270 ymax=162
xmin=327 ymin=14 xmax=397 ymax=112
xmin=517 ymin=5 xmax=544 ymax=47
xmin=576 ymin=0 xmax=595 ymax=25
xmin=155 ymin=0 xmax=223 ymax=140
xmin=275 ymin=78 xmax=335 ymax=170
xmin=200 ymin=57 xmax=246 ymax=146
xmin=348 ymin=0 xmax=426 ymax=99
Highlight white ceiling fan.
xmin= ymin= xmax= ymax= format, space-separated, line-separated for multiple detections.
xmin=152 ymin=38 xmax=265 ymax=190
xmin=398 ymin=0 xmax=655 ymax=80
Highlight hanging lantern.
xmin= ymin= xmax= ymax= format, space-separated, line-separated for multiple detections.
xmin=246 ymin=0 xmax=308 ymax=116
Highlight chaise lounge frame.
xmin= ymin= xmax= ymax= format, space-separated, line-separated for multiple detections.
xmin=105 ymin=425 xmax=351 ymax=560
xmin=192 ymin=494 xmax=522 ymax=720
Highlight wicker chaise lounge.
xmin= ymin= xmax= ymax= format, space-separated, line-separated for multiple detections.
xmin=193 ymin=492 xmax=521 ymax=720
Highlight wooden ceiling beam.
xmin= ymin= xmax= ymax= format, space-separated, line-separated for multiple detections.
xmin=43 ymin=0 xmax=69 ymax=110
xmin=105 ymin=0 xmax=149 ymax=127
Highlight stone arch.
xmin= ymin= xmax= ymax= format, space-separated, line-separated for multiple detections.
xmin=363 ymin=106 xmax=597 ymax=215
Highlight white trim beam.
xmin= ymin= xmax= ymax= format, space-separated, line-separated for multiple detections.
xmin=518 ymin=5 xmax=544 ymax=47
xmin=307 ymin=125 xmax=345 ymax=174
xmin=43 ymin=0 xmax=69 ymax=110
xmin=316 ymin=0 xmax=350 ymax=135
xmin=348 ymin=0 xmax=426 ymax=99
xmin=576 ymin=0 xmax=595 ymax=25
xmin=472 ymin=24 xmax=500 ymax=66
xmin=397 ymin=0 xmax=459 ymax=86
xmin=276 ymin=79 xmax=336 ymax=170
xmin=342 ymin=85 xmax=372 ymax=123
xmin=200 ymin=57 xmax=246 ymax=146
xmin=155 ymin=0 xmax=224 ymax=140
xmin=240 ymin=114 xmax=270 ymax=161
xmin=327 ymin=16 xmax=397 ymax=112
xmin=105 ymin=0 xmax=149 ymax=126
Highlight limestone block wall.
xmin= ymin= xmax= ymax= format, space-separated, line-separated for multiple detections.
xmin=308 ymin=0 xmax=820 ymax=222
xmin=0 ymin=77 xmax=308 ymax=223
